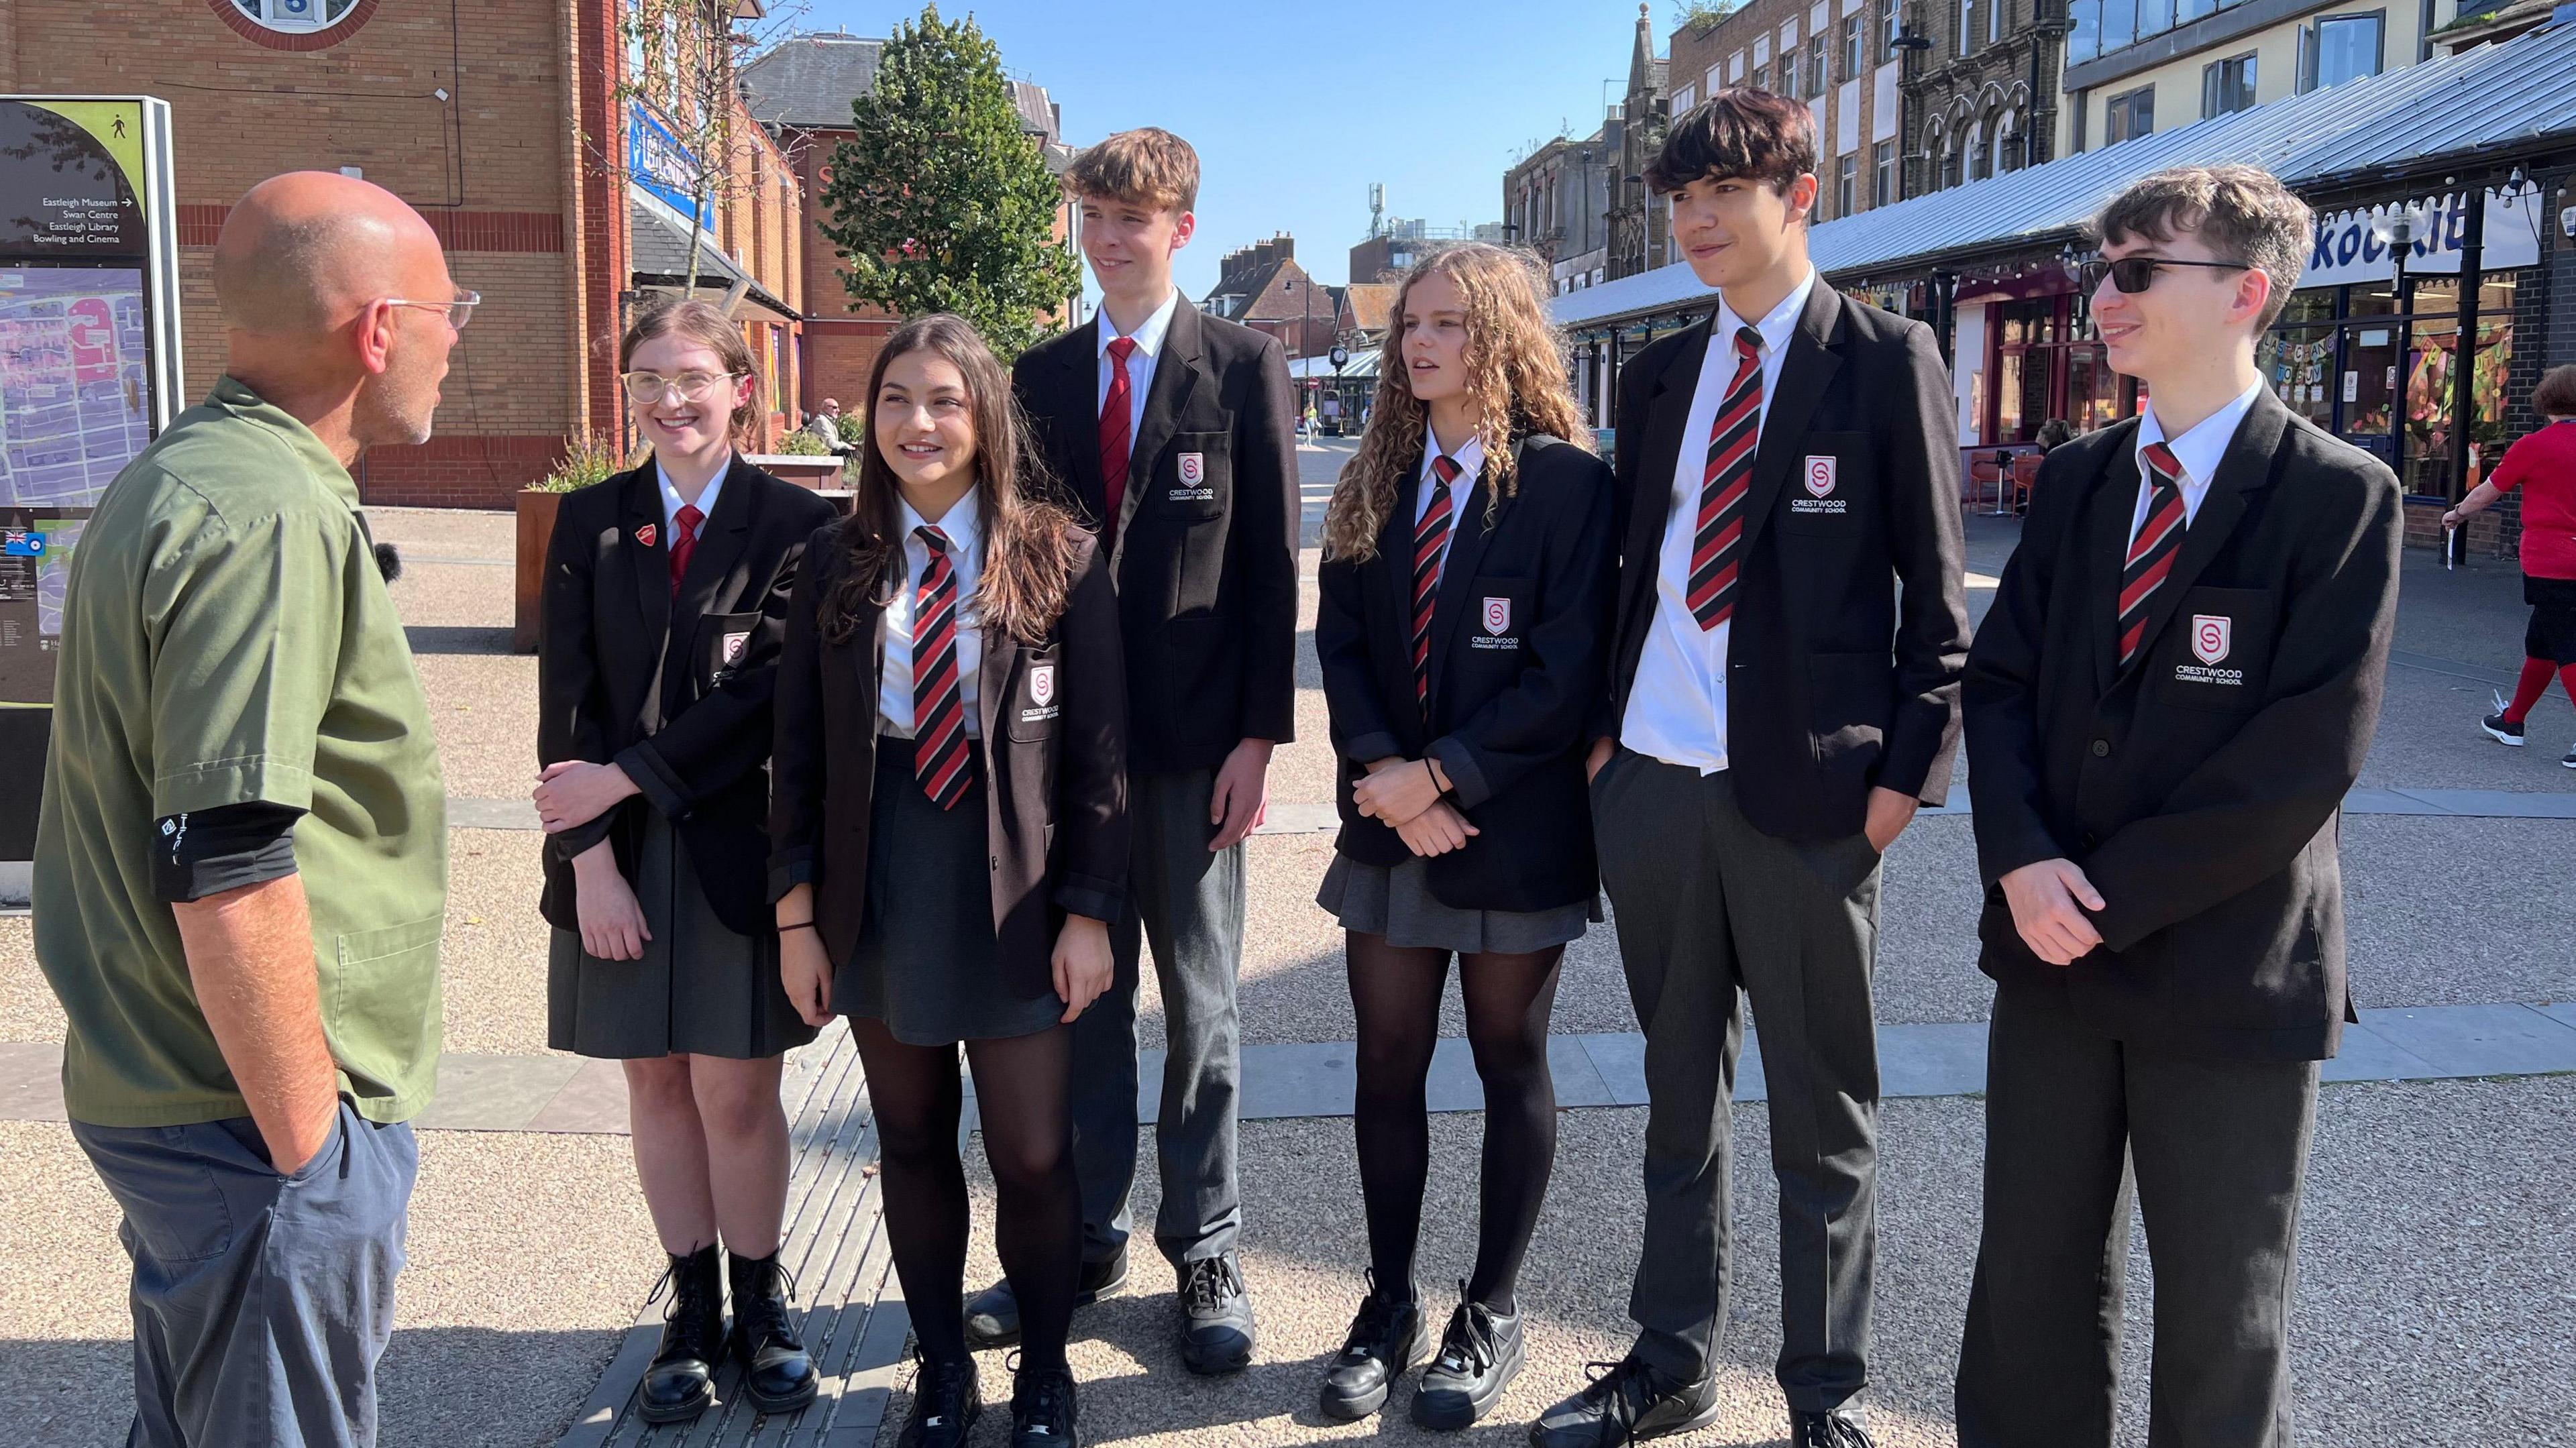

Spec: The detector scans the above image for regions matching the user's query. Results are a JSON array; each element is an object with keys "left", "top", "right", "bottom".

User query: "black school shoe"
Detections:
[
  {"left": 1010, "top": 1362, "right": 1080, "bottom": 1447},
  {"left": 2483, "top": 711, "right": 2527, "bottom": 745},
  {"left": 1527, "top": 1355, "right": 1721, "bottom": 1447},
  {"left": 898, "top": 1355, "right": 981, "bottom": 1448},
  {"left": 1177, "top": 1253, "right": 1257, "bottom": 1374},
  {"left": 963, "top": 1248, "right": 1129, "bottom": 1349},
  {"left": 1412, "top": 1288, "right": 1525, "bottom": 1430},
  {"left": 728, "top": 1249, "right": 818, "bottom": 1414},
  {"left": 638, "top": 1245, "right": 727, "bottom": 1423},
  {"left": 1792, "top": 1406, "right": 1878, "bottom": 1447},
  {"left": 1318, "top": 1273, "right": 1426, "bottom": 1422}
]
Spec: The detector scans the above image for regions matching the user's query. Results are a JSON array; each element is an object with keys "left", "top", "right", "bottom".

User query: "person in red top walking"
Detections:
[{"left": 2448, "top": 364, "right": 2576, "bottom": 765}]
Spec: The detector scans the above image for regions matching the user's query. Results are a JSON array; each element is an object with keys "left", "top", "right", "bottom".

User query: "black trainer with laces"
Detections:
[
  {"left": 1411, "top": 1286, "right": 1524, "bottom": 1430},
  {"left": 1790, "top": 1406, "right": 1877, "bottom": 1447},
  {"left": 1527, "top": 1355, "right": 1721, "bottom": 1447},
  {"left": 964, "top": 1248, "right": 1128, "bottom": 1349},
  {"left": 1318, "top": 1273, "right": 1425, "bottom": 1421},
  {"left": 2483, "top": 712, "right": 2527, "bottom": 746},
  {"left": 898, "top": 1355, "right": 979, "bottom": 1448},
  {"left": 1176, "top": 1254, "right": 1256, "bottom": 1375},
  {"left": 1010, "top": 1363, "right": 1080, "bottom": 1447}
]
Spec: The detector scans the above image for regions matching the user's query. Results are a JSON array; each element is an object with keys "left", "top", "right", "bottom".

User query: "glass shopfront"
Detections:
[
  {"left": 2257, "top": 274, "right": 2516, "bottom": 496},
  {"left": 1982, "top": 293, "right": 2131, "bottom": 445}
]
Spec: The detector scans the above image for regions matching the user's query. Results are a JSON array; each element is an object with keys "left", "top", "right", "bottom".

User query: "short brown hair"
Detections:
[
  {"left": 1646, "top": 89, "right": 1817, "bottom": 198},
  {"left": 2090, "top": 164, "right": 2313, "bottom": 330},
  {"left": 620, "top": 297, "right": 759, "bottom": 439},
  {"left": 1066, "top": 127, "right": 1199, "bottom": 213},
  {"left": 2532, "top": 364, "right": 2576, "bottom": 417}
]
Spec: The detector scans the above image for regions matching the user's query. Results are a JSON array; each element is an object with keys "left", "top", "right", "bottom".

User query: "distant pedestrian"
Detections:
[
  {"left": 804, "top": 395, "right": 854, "bottom": 455},
  {"left": 34, "top": 171, "right": 462, "bottom": 1448},
  {"left": 2449, "top": 364, "right": 2576, "bottom": 765},
  {"left": 533, "top": 298, "right": 835, "bottom": 1423},
  {"left": 1311, "top": 242, "right": 1615, "bottom": 1429}
]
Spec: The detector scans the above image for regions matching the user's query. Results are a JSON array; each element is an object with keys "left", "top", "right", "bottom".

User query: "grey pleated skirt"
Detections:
[
  {"left": 1318, "top": 851, "right": 1599, "bottom": 955},
  {"left": 547, "top": 813, "right": 818, "bottom": 1060},
  {"left": 833, "top": 737, "right": 1066, "bottom": 1047}
]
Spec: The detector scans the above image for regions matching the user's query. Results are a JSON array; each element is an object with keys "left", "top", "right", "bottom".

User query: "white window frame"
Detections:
[{"left": 235, "top": 0, "right": 360, "bottom": 30}]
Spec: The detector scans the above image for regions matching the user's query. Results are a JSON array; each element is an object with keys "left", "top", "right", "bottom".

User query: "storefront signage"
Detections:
[
  {"left": 2302, "top": 186, "right": 2542, "bottom": 289},
  {"left": 627, "top": 103, "right": 714, "bottom": 229}
]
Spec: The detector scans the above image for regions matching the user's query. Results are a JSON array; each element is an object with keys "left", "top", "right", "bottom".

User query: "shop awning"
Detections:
[
  {"left": 1553, "top": 19, "right": 2576, "bottom": 331},
  {"left": 1289, "top": 352, "right": 1379, "bottom": 380},
  {"left": 629, "top": 186, "right": 800, "bottom": 325}
]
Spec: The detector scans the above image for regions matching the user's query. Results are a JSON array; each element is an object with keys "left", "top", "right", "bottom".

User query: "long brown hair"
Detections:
[
  {"left": 620, "top": 297, "right": 761, "bottom": 441},
  {"left": 820, "top": 314, "right": 1079, "bottom": 647},
  {"left": 1323, "top": 243, "right": 1590, "bottom": 561}
]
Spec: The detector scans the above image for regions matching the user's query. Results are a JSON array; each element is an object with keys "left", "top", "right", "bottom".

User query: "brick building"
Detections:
[
  {"left": 741, "top": 30, "right": 1075, "bottom": 412},
  {"left": 1610, "top": 5, "right": 1672, "bottom": 278},
  {"left": 1668, "top": 0, "right": 1909, "bottom": 221},
  {"left": 1505, "top": 131, "right": 1617, "bottom": 294},
  {"left": 3, "top": 0, "right": 810, "bottom": 508},
  {"left": 1203, "top": 236, "right": 1336, "bottom": 359},
  {"left": 1902, "top": 0, "right": 2069, "bottom": 195}
]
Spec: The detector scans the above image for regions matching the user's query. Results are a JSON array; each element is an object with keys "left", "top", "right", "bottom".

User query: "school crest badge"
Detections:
[
  {"left": 636, "top": 522, "right": 657, "bottom": 548},
  {"left": 1178, "top": 452, "right": 1205, "bottom": 486},
  {"left": 2192, "top": 615, "right": 2232, "bottom": 665},
  {"left": 722, "top": 631, "right": 751, "bottom": 665},
  {"left": 1804, "top": 455, "right": 1837, "bottom": 498},
  {"left": 1483, "top": 597, "right": 1511, "bottom": 635},
  {"left": 1030, "top": 664, "right": 1056, "bottom": 706}
]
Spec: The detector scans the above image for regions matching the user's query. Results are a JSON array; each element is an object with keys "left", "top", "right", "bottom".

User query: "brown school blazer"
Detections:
[{"left": 767, "top": 517, "right": 1130, "bottom": 999}]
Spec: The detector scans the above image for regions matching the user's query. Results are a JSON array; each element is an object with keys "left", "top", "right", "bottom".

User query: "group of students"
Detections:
[{"left": 533, "top": 95, "right": 2402, "bottom": 1448}]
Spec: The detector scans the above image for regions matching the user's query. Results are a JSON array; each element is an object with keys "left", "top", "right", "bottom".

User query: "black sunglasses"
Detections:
[{"left": 2080, "top": 256, "right": 2254, "bottom": 295}]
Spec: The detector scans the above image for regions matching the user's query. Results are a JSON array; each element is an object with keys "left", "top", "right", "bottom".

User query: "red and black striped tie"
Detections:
[
  {"left": 1412, "top": 455, "right": 1460, "bottom": 710},
  {"left": 1687, "top": 326, "right": 1766, "bottom": 631},
  {"left": 2118, "top": 443, "right": 2190, "bottom": 668},
  {"left": 910, "top": 524, "right": 972, "bottom": 810}
]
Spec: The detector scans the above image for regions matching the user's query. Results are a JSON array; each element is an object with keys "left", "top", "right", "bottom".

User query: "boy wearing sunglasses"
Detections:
[{"left": 1955, "top": 165, "right": 2401, "bottom": 1447}]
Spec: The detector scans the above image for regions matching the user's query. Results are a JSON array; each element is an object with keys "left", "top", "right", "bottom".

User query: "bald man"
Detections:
[{"left": 35, "top": 172, "right": 464, "bottom": 1448}]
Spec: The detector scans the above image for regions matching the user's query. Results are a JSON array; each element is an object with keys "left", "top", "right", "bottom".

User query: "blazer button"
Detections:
[
  {"left": 2090, "top": 738, "right": 2112, "bottom": 758},
  {"left": 989, "top": 854, "right": 1000, "bottom": 872}
]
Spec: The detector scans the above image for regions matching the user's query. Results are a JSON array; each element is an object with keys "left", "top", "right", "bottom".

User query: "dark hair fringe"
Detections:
[{"left": 1646, "top": 87, "right": 1819, "bottom": 197}]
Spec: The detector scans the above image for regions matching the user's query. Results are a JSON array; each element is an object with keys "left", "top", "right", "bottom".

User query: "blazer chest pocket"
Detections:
[
  {"left": 1160, "top": 431, "right": 1232, "bottom": 519},
  {"left": 1006, "top": 647, "right": 1065, "bottom": 742},
  {"left": 696, "top": 610, "right": 763, "bottom": 688},
  {"left": 1778, "top": 431, "right": 1872, "bottom": 533},
  {"left": 1464, "top": 576, "right": 1534, "bottom": 659},
  {"left": 2149, "top": 586, "right": 2276, "bottom": 712}
]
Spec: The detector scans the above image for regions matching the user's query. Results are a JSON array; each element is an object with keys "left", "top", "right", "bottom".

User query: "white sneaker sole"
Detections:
[{"left": 2483, "top": 724, "right": 2526, "bottom": 746}]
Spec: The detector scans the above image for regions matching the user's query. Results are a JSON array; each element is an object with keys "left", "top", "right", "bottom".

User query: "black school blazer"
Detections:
[
  {"left": 1316, "top": 433, "right": 1616, "bottom": 912},
  {"left": 767, "top": 516, "right": 1129, "bottom": 999},
  {"left": 537, "top": 458, "right": 838, "bottom": 936},
  {"left": 1013, "top": 299, "right": 1300, "bottom": 774},
  {"left": 1963, "top": 390, "right": 2402, "bottom": 1062},
  {"left": 1604, "top": 282, "right": 1972, "bottom": 843}
]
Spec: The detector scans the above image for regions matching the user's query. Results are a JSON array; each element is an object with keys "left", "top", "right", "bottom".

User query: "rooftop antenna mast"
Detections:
[{"left": 1368, "top": 182, "right": 1385, "bottom": 239}]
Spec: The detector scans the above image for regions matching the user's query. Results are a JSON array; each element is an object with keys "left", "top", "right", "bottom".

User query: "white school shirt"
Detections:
[
  {"left": 1413, "top": 426, "right": 1489, "bottom": 592},
  {"left": 1620, "top": 268, "right": 1818, "bottom": 775},
  {"left": 654, "top": 454, "right": 728, "bottom": 533},
  {"left": 2129, "top": 379, "right": 2264, "bottom": 544},
  {"left": 876, "top": 490, "right": 985, "bottom": 740},
  {"left": 1096, "top": 288, "right": 1181, "bottom": 445}
]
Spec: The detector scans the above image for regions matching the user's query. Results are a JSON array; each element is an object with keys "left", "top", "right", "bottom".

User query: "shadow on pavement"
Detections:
[{"left": 405, "top": 624, "right": 517, "bottom": 656}]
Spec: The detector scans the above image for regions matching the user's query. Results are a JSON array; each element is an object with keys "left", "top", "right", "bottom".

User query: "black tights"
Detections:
[
  {"left": 849, "top": 1016, "right": 1081, "bottom": 1370},
  {"left": 1345, "top": 931, "right": 1564, "bottom": 1315}
]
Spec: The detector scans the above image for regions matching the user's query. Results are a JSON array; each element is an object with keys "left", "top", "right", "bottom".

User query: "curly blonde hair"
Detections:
[{"left": 1322, "top": 243, "right": 1590, "bottom": 561}]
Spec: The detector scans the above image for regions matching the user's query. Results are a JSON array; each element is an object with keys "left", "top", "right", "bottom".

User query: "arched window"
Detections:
[
  {"left": 1968, "top": 120, "right": 1988, "bottom": 182},
  {"left": 1994, "top": 108, "right": 2018, "bottom": 173},
  {"left": 230, "top": 0, "right": 359, "bottom": 31}
]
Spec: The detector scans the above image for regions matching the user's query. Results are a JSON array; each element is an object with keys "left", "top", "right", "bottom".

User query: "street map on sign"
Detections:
[{"left": 0, "top": 268, "right": 153, "bottom": 509}]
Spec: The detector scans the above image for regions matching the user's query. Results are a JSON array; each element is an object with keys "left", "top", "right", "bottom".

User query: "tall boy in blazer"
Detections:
[
  {"left": 1533, "top": 90, "right": 1969, "bottom": 1448},
  {"left": 1955, "top": 166, "right": 2400, "bottom": 1448},
  {"left": 982, "top": 127, "right": 1299, "bottom": 1371}
]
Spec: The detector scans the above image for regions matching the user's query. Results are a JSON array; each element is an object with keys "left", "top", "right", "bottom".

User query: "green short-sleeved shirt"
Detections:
[{"left": 34, "top": 376, "right": 448, "bottom": 1127}]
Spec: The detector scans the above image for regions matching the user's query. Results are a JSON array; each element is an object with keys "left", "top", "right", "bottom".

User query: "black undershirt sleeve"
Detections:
[{"left": 151, "top": 801, "right": 305, "bottom": 904}]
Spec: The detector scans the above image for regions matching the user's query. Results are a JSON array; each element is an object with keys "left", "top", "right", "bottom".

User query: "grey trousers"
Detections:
[
  {"left": 71, "top": 1098, "right": 417, "bottom": 1448},
  {"left": 1955, "top": 979, "right": 2318, "bottom": 1448},
  {"left": 1592, "top": 750, "right": 1882, "bottom": 1411},
  {"left": 1069, "top": 765, "right": 1246, "bottom": 1266}
]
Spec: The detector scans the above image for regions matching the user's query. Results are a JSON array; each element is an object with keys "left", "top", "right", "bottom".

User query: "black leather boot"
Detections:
[
  {"left": 639, "top": 1244, "right": 726, "bottom": 1423},
  {"left": 729, "top": 1248, "right": 818, "bottom": 1414}
]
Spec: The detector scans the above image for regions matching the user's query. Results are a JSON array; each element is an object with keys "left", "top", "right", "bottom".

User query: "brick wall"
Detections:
[{"left": 780, "top": 123, "right": 900, "bottom": 413}]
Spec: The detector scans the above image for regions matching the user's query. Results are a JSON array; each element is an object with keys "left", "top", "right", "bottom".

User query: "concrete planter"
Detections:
[{"left": 513, "top": 488, "right": 565, "bottom": 654}]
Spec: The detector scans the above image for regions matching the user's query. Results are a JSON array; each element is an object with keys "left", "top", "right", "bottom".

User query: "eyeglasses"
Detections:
[
  {"left": 621, "top": 370, "right": 745, "bottom": 405},
  {"left": 381, "top": 290, "right": 482, "bottom": 328},
  {"left": 2080, "top": 256, "right": 2253, "bottom": 296}
]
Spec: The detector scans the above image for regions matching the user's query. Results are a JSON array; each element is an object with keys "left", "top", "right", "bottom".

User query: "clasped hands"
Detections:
[
  {"left": 1354, "top": 755, "right": 1479, "bottom": 856},
  {"left": 537, "top": 761, "right": 649, "bottom": 961}
]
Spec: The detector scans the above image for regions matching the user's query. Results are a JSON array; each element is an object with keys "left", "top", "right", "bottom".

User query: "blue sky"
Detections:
[{"left": 789, "top": 0, "right": 1657, "bottom": 304}]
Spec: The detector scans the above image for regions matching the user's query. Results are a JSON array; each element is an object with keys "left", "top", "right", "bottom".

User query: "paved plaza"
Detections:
[{"left": 5, "top": 439, "right": 2574, "bottom": 1445}]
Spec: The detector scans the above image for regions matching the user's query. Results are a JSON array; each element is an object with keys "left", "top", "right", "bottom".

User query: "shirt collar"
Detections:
[
  {"left": 899, "top": 486, "right": 984, "bottom": 551},
  {"left": 1419, "top": 423, "right": 1487, "bottom": 484},
  {"left": 206, "top": 374, "right": 362, "bottom": 513},
  {"left": 654, "top": 454, "right": 729, "bottom": 518},
  {"left": 1099, "top": 288, "right": 1181, "bottom": 361},
  {"left": 1713, "top": 267, "right": 1817, "bottom": 360},
  {"left": 2136, "top": 379, "right": 2265, "bottom": 487}
]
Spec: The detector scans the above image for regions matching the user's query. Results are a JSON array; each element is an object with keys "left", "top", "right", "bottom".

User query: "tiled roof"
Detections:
[{"left": 740, "top": 33, "right": 881, "bottom": 129}]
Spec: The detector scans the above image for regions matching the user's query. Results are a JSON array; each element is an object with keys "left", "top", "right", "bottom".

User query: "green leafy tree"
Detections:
[{"left": 817, "top": 5, "right": 1079, "bottom": 360}]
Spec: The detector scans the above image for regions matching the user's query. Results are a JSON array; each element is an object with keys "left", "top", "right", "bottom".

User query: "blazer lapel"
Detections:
[
  {"left": 1742, "top": 282, "right": 1845, "bottom": 552},
  {"left": 674, "top": 456, "right": 761, "bottom": 619},
  {"left": 2118, "top": 392, "right": 2290, "bottom": 679},
  {"left": 1114, "top": 300, "right": 1205, "bottom": 574},
  {"left": 975, "top": 618, "right": 1012, "bottom": 771},
  {"left": 616, "top": 468, "right": 674, "bottom": 721},
  {"left": 1428, "top": 458, "right": 1504, "bottom": 708},
  {"left": 1625, "top": 319, "right": 1708, "bottom": 575},
  {"left": 1057, "top": 319, "right": 1106, "bottom": 514}
]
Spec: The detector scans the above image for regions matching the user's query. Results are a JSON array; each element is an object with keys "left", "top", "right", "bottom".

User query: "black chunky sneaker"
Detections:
[
  {"left": 898, "top": 1353, "right": 980, "bottom": 1448},
  {"left": 728, "top": 1248, "right": 818, "bottom": 1414},
  {"left": 1527, "top": 1354, "right": 1721, "bottom": 1447},
  {"left": 1792, "top": 1406, "right": 1878, "bottom": 1447},
  {"left": 1318, "top": 1272, "right": 1425, "bottom": 1422},
  {"left": 964, "top": 1248, "right": 1128, "bottom": 1349},
  {"left": 638, "top": 1244, "right": 727, "bottom": 1423},
  {"left": 1412, "top": 1286, "right": 1524, "bottom": 1430},
  {"left": 2483, "top": 711, "right": 2527, "bottom": 746},
  {"left": 1009, "top": 1361, "right": 1080, "bottom": 1447},
  {"left": 1176, "top": 1254, "right": 1256, "bottom": 1375}
]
